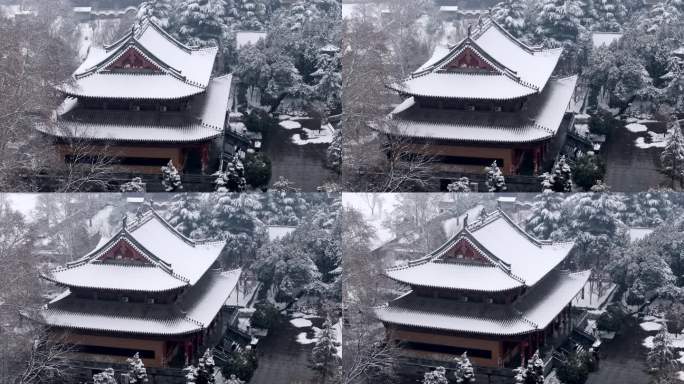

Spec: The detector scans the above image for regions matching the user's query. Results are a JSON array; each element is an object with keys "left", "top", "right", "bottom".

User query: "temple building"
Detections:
[
  {"left": 37, "top": 20, "right": 233, "bottom": 174},
  {"left": 379, "top": 18, "right": 578, "bottom": 180},
  {"left": 374, "top": 209, "right": 591, "bottom": 377},
  {"left": 35, "top": 209, "right": 241, "bottom": 378}
]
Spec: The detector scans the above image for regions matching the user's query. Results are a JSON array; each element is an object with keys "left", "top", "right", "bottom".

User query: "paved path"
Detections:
[
  {"left": 249, "top": 318, "right": 321, "bottom": 384},
  {"left": 586, "top": 319, "right": 651, "bottom": 384},
  {"left": 263, "top": 123, "right": 335, "bottom": 192},
  {"left": 603, "top": 121, "right": 667, "bottom": 192}
]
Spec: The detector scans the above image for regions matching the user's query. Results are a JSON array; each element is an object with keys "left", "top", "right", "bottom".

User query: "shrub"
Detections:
[
  {"left": 244, "top": 152, "right": 272, "bottom": 189},
  {"left": 250, "top": 302, "right": 281, "bottom": 330}
]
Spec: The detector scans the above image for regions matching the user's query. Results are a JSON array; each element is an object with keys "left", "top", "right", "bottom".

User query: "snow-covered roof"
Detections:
[
  {"left": 403, "top": 18, "right": 562, "bottom": 100},
  {"left": 62, "top": 20, "right": 218, "bottom": 100},
  {"left": 380, "top": 76, "right": 578, "bottom": 143},
  {"left": 591, "top": 32, "right": 622, "bottom": 48},
  {"left": 385, "top": 210, "right": 574, "bottom": 292},
  {"left": 40, "top": 75, "right": 232, "bottom": 143},
  {"left": 42, "top": 210, "right": 225, "bottom": 292},
  {"left": 39, "top": 269, "right": 240, "bottom": 336},
  {"left": 375, "top": 270, "right": 590, "bottom": 335},
  {"left": 37, "top": 120, "right": 222, "bottom": 144}
]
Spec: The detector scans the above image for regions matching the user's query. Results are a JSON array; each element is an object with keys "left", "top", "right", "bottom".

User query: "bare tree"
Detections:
[{"left": 0, "top": 2, "right": 78, "bottom": 191}]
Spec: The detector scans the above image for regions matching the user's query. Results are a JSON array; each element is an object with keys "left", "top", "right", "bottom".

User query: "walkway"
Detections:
[
  {"left": 248, "top": 318, "right": 322, "bottom": 384},
  {"left": 603, "top": 120, "right": 667, "bottom": 192},
  {"left": 585, "top": 319, "right": 651, "bottom": 384}
]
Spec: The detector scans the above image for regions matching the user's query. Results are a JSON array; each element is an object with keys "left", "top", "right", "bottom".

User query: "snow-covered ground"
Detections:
[
  {"left": 279, "top": 120, "right": 302, "bottom": 130},
  {"left": 635, "top": 131, "right": 667, "bottom": 149},
  {"left": 626, "top": 123, "right": 648, "bottom": 133},
  {"left": 643, "top": 332, "right": 684, "bottom": 349},
  {"left": 291, "top": 124, "right": 334, "bottom": 145},
  {"left": 639, "top": 321, "right": 664, "bottom": 332},
  {"left": 290, "top": 318, "right": 313, "bottom": 328}
]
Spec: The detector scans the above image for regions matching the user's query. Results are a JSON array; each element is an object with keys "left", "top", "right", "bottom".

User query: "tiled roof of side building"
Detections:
[
  {"left": 375, "top": 270, "right": 591, "bottom": 335},
  {"left": 378, "top": 75, "right": 578, "bottom": 143},
  {"left": 383, "top": 210, "right": 574, "bottom": 291},
  {"left": 38, "top": 269, "right": 241, "bottom": 336},
  {"left": 41, "top": 210, "right": 225, "bottom": 292},
  {"left": 63, "top": 20, "right": 218, "bottom": 100}
]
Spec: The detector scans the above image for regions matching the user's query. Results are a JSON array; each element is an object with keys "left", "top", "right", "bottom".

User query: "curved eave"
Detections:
[
  {"left": 36, "top": 122, "right": 223, "bottom": 144},
  {"left": 57, "top": 87, "right": 205, "bottom": 101},
  {"left": 371, "top": 123, "right": 554, "bottom": 144},
  {"left": 387, "top": 84, "right": 537, "bottom": 102},
  {"left": 374, "top": 307, "right": 535, "bottom": 337},
  {"left": 384, "top": 274, "right": 524, "bottom": 293},
  {"left": 40, "top": 273, "right": 188, "bottom": 293},
  {"left": 40, "top": 319, "right": 202, "bottom": 336}
]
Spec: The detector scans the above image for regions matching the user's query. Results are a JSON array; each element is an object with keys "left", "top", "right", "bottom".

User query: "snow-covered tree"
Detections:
[
  {"left": 485, "top": 161, "right": 507, "bottom": 192},
  {"left": 639, "top": 1, "right": 681, "bottom": 33},
  {"left": 311, "top": 317, "right": 341, "bottom": 383},
  {"left": 525, "top": 192, "right": 566, "bottom": 239},
  {"left": 214, "top": 159, "right": 247, "bottom": 192},
  {"left": 573, "top": 152, "right": 605, "bottom": 191},
  {"left": 227, "top": 0, "right": 273, "bottom": 30},
  {"left": 454, "top": 352, "right": 475, "bottom": 383},
  {"left": 660, "top": 119, "right": 684, "bottom": 189},
  {"left": 594, "top": 0, "right": 627, "bottom": 32},
  {"left": 423, "top": 366, "right": 449, "bottom": 384},
  {"left": 120, "top": 177, "right": 146, "bottom": 193},
  {"left": 161, "top": 160, "right": 183, "bottom": 192},
  {"left": 491, "top": 0, "right": 527, "bottom": 37},
  {"left": 164, "top": 194, "right": 208, "bottom": 238},
  {"left": 93, "top": 368, "right": 117, "bottom": 384},
  {"left": 197, "top": 349, "right": 216, "bottom": 384},
  {"left": 184, "top": 364, "right": 198, "bottom": 384},
  {"left": 207, "top": 193, "right": 266, "bottom": 265},
  {"left": 174, "top": 0, "right": 227, "bottom": 47},
  {"left": 513, "top": 362, "right": 527, "bottom": 384},
  {"left": 137, "top": 0, "right": 173, "bottom": 28},
  {"left": 126, "top": 352, "right": 148, "bottom": 383},
  {"left": 662, "top": 51, "right": 684, "bottom": 112},
  {"left": 536, "top": 0, "right": 585, "bottom": 43},
  {"left": 647, "top": 326, "right": 677, "bottom": 382},
  {"left": 540, "top": 155, "right": 572, "bottom": 192},
  {"left": 271, "top": 176, "right": 299, "bottom": 192},
  {"left": 312, "top": 48, "right": 342, "bottom": 114},
  {"left": 557, "top": 193, "right": 628, "bottom": 269},
  {"left": 447, "top": 177, "right": 472, "bottom": 192},
  {"left": 590, "top": 180, "right": 610, "bottom": 192},
  {"left": 526, "top": 351, "right": 545, "bottom": 384},
  {"left": 326, "top": 129, "right": 342, "bottom": 173}
]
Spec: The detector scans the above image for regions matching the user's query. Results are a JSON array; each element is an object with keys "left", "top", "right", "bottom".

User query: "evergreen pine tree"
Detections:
[
  {"left": 454, "top": 352, "right": 475, "bottom": 383},
  {"left": 525, "top": 191, "right": 565, "bottom": 239},
  {"left": 485, "top": 161, "right": 507, "bottom": 192},
  {"left": 312, "top": 49, "right": 342, "bottom": 114},
  {"left": 491, "top": 0, "right": 527, "bottom": 37},
  {"left": 184, "top": 365, "right": 198, "bottom": 384},
  {"left": 161, "top": 160, "right": 183, "bottom": 192},
  {"left": 423, "top": 366, "right": 449, "bottom": 384},
  {"left": 311, "top": 317, "right": 341, "bottom": 383},
  {"left": 526, "top": 350, "right": 545, "bottom": 384},
  {"left": 536, "top": 0, "right": 585, "bottom": 43},
  {"left": 174, "top": 0, "right": 228, "bottom": 47},
  {"left": 647, "top": 326, "right": 677, "bottom": 382},
  {"left": 541, "top": 155, "right": 573, "bottom": 192},
  {"left": 164, "top": 193, "right": 208, "bottom": 238},
  {"left": 137, "top": 0, "right": 173, "bottom": 28},
  {"left": 513, "top": 362, "right": 527, "bottom": 384},
  {"left": 93, "top": 368, "right": 118, "bottom": 384},
  {"left": 326, "top": 129, "right": 342, "bottom": 174},
  {"left": 214, "top": 159, "right": 247, "bottom": 192},
  {"left": 660, "top": 119, "right": 684, "bottom": 189},
  {"left": 197, "top": 349, "right": 216, "bottom": 384},
  {"left": 594, "top": 0, "right": 627, "bottom": 32},
  {"left": 126, "top": 352, "right": 149, "bottom": 383}
]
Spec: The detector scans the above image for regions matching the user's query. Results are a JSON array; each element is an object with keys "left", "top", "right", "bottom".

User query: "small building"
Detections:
[
  {"left": 374, "top": 209, "right": 591, "bottom": 375},
  {"left": 37, "top": 20, "right": 233, "bottom": 175},
  {"left": 378, "top": 18, "right": 578, "bottom": 180},
  {"left": 35, "top": 209, "right": 242, "bottom": 377}
]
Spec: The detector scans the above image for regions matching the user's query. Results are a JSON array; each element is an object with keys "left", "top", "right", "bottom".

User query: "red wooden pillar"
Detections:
[{"left": 201, "top": 144, "right": 209, "bottom": 174}]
